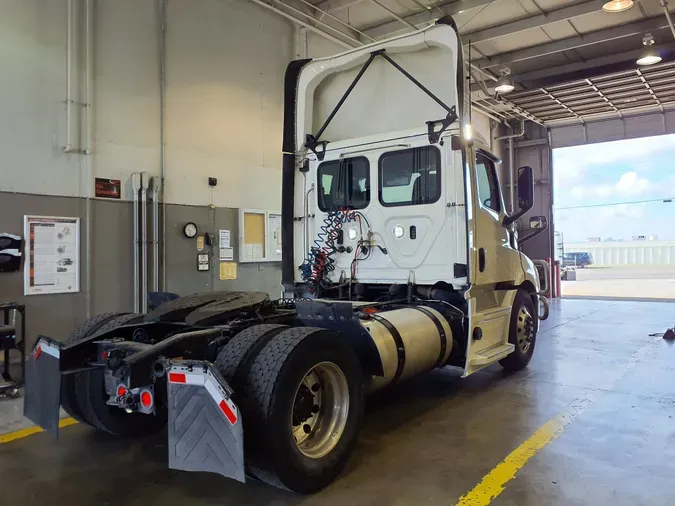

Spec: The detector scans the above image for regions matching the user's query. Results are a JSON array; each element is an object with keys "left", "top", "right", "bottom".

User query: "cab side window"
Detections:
[{"left": 475, "top": 152, "right": 501, "bottom": 213}]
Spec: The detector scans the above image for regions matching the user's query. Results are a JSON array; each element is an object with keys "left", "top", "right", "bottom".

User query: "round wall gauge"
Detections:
[{"left": 183, "top": 222, "right": 198, "bottom": 239}]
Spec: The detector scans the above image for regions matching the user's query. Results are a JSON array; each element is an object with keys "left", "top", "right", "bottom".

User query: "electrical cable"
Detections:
[{"left": 557, "top": 197, "right": 675, "bottom": 210}]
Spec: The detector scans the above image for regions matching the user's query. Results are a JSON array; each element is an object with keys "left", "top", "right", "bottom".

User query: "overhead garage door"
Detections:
[{"left": 551, "top": 109, "right": 675, "bottom": 148}]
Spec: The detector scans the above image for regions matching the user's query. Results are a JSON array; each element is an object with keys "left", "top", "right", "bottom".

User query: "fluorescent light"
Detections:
[{"left": 602, "top": 0, "right": 634, "bottom": 12}]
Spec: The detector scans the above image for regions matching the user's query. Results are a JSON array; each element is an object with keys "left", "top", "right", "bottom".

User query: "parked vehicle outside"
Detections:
[{"left": 563, "top": 252, "right": 593, "bottom": 268}]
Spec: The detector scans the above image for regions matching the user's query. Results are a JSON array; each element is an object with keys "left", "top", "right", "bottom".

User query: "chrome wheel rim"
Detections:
[
  {"left": 516, "top": 306, "right": 535, "bottom": 353},
  {"left": 291, "top": 361, "right": 349, "bottom": 459}
]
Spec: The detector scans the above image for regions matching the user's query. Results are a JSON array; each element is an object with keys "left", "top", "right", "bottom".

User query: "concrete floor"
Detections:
[
  {"left": 562, "top": 266, "right": 675, "bottom": 300},
  {"left": 1, "top": 299, "right": 675, "bottom": 505}
]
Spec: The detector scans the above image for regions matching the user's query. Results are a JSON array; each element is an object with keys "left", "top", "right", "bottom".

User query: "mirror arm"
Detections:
[
  {"left": 502, "top": 208, "right": 528, "bottom": 227},
  {"left": 518, "top": 226, "right": 547, "bottom": 245}
]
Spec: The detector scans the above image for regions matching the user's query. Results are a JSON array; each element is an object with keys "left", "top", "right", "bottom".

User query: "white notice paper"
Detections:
[
  {"left": 268, "top": 213, "right": 282, "bottom": 258},
  {"left": 220, "top": 247, "right": 234, "bottom": 261},
  {"left": 24, "top": 215, "right": 80, "bottom": 295},
  {"left": 219, "top": 229, "right": 231, "bottom": 248}
]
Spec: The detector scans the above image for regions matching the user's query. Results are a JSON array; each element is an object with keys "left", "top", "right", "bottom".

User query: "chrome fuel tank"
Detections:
[{"left": 360, "top": 306, "right": 453, "bottom": 391}]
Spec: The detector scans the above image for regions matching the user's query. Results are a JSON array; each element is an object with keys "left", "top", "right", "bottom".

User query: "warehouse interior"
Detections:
[{"left": 1, "top": 0, "right": 675, "bottom": 504}]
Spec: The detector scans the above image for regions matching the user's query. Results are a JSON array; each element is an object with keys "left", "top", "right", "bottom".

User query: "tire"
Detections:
[
  {"left": 75, "top": 313, "right": 167, "bottom": 437},
  {"left": 499, "top": 289, "right": 537, "bottom": 372},
  {"left": 61, "top": 312, "right": 131, "bottom": 425},
  {"left": 239, "top": 327, "right": 364, "bottom": 493},
  {"left": 214, "top": 324, "right": 289, "bottom": 394}
]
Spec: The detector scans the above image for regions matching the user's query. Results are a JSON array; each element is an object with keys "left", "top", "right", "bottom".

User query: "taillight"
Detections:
[
  {"left": 140, "top": 390, "right": 153, "bottom": 409},
  {"left": 117, "top": 385, "right": 128, "bottom": 397}
]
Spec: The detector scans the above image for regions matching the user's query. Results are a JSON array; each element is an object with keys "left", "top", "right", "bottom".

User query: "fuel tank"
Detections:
[{"left": 360, "top": 306, "right": 453, "bottom": 391}]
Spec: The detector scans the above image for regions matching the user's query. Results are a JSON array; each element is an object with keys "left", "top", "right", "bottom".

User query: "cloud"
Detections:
[
  {"left": 566, "top": 171, "right": 651, "bottom": 200},
  {"left": 615, "top": 171, "right": 650, "bottom": 196}
]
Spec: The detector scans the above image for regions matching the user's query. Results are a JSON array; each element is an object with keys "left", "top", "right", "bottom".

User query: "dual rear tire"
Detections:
[{"left": 215, "top": 325, "right": 364, "bottom": 493}]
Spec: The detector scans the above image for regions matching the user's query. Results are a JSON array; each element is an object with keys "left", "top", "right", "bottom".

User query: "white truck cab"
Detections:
[{"left": 283, "top": 18, "right": 547, "bottom": 378}]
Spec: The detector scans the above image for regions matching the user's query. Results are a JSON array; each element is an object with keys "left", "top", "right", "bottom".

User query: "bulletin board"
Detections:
[{"left": 238, "top": 209, "right": 282, "bottom": 263}]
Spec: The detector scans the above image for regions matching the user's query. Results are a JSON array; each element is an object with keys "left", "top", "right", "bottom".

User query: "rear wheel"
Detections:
[
  {"left": 500, "top": 289, "right": 537, "bottom": 372},
  {"left": 239, "top": 327, "right": 364, "bottom": 493}
]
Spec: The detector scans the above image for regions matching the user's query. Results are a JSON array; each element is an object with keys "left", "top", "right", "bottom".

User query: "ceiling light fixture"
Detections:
[
  {"left": 495, "top": 67, "right": 515, "bottom": 94},
  {"left": 602, "top": 0, "right": 634, "bottom": 12},
  {"left": 636, "top": 33, "right": 662, "bottom": 66}
]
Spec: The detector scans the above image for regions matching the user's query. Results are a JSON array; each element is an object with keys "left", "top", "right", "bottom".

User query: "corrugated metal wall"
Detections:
[
  {"left": 551, "top": 110, "right": 675, "bottom": 148},
  {"left": 566, "top": 241, "right": 675, "bottom": 266}
]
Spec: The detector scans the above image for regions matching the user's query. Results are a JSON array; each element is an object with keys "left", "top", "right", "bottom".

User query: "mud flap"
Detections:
[
  {"left": 23, "top": 337, "right": 62, "bottom": 436},
  {"left": 167, "top": 361, "right": 245, "bottom": 483}
]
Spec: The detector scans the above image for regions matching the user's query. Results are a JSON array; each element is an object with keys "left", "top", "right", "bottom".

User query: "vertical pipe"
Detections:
[
  {"left": 84, "top": 0, "right": 93, "bottom": 318},
  {"left": 509, "top": 137, "right": 515, "bottom": 214},
  {"left": 151, "top": 177, "right": 160, "bottom": 292},
  {"left": 132, "top": 173, "right": 141, "bottom": 312},
  {"left": 141, "top": 174, "right": 148, "bottom": 313},
  {"left": 660, "top": 0, "right": 675, "bottom": 39},
  {"left": 64, "top": 0, "right": 74, "bottom": 153},
  {"left": 158, "top": 0, "right": 167, "bottom": 291}
]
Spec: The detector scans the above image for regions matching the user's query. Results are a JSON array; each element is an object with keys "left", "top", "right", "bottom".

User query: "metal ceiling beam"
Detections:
[
  {"left": 515, "top": 42, "right": 675, "bottom": 86},
  {"left": 313, "top": 0, "right": 364, "bottom": 12},
  {"left": 473, "top": 16, "right": 672, "bottom": 70},
  {"left": 363, "top": 0, "right": 494, "bottom": 39},
  {"left": 462, "top": 0, "right": 607, "bottom": 45}
]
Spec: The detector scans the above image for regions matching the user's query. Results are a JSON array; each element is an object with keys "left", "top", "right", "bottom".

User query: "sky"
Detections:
[{"left": 553, "top": 133, "right": 675, "bottom": 243}]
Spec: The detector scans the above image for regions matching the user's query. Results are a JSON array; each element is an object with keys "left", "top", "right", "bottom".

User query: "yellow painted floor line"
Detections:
[
  {"left": 0, "top": 418, "right": 77, "bottom": 445},
  {"left": 456, "top": 334, "right": 662, "bottom": 506},
  {"left": 455, "top": 398, "right": 592, "bottom": 506}
]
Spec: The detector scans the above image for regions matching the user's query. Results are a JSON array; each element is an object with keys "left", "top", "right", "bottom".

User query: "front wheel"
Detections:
[
  {"left": 500, "top": 289, "right": 537, "bottom": 372},
  {"left": 240, "top": 327, "right": 364, "bottom": 493}
]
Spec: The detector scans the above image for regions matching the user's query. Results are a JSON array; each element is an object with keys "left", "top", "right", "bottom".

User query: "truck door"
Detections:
[{"left": 464, "top": 149, "right": 515, "bottom": 375}]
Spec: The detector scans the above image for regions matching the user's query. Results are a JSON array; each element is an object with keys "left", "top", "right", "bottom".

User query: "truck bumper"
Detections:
[{"left": 24, "top": 339, "right": 246, "bottom": 485}]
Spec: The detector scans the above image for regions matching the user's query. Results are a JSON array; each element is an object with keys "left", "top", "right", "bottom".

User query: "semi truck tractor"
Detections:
[{"left": 25, "top": 16, "right": 549, "bottom": 493}]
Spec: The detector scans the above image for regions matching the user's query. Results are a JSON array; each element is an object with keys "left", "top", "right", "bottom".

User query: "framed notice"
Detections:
[
  {"left": 238, "top": 209, "right": 281, "bottom": 263},
  {"left": 24, "top": 215, "right": 80, "bottom": 295}
]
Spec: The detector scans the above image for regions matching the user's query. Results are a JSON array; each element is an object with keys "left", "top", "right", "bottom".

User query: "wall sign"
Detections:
[
  {"left": 95, "top": 178, "right": 121, "bottom": 199},
  {"left": 197, "top": 253, "right": 210, "bottom": 271},
  {"left": 24, "top": 216, "right": 80, "bottom": 295}
]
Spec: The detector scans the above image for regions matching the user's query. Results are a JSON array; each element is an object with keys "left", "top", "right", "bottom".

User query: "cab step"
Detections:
[{"left": 469, "top": 343, "right": 515, "bottom": 366}]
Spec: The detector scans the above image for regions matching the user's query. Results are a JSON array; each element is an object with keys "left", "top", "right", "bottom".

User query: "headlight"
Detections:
[
  {"left": 347, "top": 228, "right": 358, "bottom": 241},
  {"left": 393, "top": 225, "right": 405, "bottom": 239}
]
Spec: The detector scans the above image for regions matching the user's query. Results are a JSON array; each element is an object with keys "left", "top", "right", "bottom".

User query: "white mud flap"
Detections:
[
  {"left": 167, "top": 361, "right": 245, "bottom": 483},
  {"left": 23, "top": 337, "right": 63, "bottom": 436}
]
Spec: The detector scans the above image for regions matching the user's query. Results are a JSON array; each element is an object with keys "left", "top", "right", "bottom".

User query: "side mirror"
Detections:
[
  {"left": 529, "top": 216, "right": 547, "bottom": 229},
  {"left": 503, "top": 166, "right": 535, "bottom": 227}
]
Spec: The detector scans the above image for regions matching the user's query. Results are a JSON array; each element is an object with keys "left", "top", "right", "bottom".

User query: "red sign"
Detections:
[{"left": 95, "top": 178, "right": 121, "bottom": 199}]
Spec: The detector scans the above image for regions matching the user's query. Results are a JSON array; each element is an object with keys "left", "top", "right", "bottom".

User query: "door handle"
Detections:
[{"left": 479, "top": 248, "right": 486, "bottom": 272}]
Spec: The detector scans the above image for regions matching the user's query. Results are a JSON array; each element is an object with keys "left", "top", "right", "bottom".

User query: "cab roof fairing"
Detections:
[{"left": 293, "top": 24, "right": 463, "bottom": 154}]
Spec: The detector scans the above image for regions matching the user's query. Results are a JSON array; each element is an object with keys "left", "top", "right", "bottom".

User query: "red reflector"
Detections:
[
  {"left": 117, "top": 385, "right": 128, "bottom": 397},
  {"left": 168, "top": 372, "right": 186, "bottom": 383},
  {"left": 33, "top": 346, "right": 42, "bottom": 360},
  {"left": 140, "top": 391, "right": 153, "bottom": 408},
  {"left": 363, "top": 307, "right": 379, "bottom": 314},
  {"left": 219, "top": 399, "right": 237, "bottom": 425},
  {"left": 102, "top": 351, "right": 108, "bottom": 360}
]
